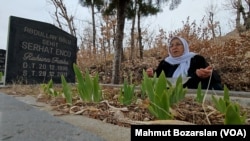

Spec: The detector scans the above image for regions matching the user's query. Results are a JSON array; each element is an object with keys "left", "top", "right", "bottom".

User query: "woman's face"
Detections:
[{"left": 169, "top": 38, "right": 184, "bottom": 57}]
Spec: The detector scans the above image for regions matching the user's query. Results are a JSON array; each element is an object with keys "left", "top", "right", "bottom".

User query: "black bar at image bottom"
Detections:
[{"left": 131, "top": 125, "right": 250, "bottom": 140}]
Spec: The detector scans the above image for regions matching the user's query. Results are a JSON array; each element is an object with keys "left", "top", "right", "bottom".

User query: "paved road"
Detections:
[{"left": 0, "top": 93, "right": 105, "bottom": 141}]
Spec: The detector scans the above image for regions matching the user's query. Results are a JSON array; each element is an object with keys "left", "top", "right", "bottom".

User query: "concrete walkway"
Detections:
[
  {"left": 0, "top": 93, "right": 106, "bottom": 141},
  {"left": 0, "top": 93, "right": 131, "bottom": 141}
]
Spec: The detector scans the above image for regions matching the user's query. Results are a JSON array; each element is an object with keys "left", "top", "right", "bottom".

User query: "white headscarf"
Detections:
[{"left": 164, "top": 36, "right": 196, "bottom": 78}]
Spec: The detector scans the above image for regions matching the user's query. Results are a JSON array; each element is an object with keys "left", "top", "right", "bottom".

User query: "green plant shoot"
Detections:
[
  {"left": 119, "top": 79, "right": 135, "bottom": 105},
  {"left": 195, "top": 82, "right": 205, "bottom": 103},
  {"left": 224, "top": 103, "right": 246, "bottom": 125},
  {"left": 73, "top": 63, "right": 102, "bottom": 102},
  {"left": 41, "top": 79, "right": 59, "bottom": 97},
  {"left": 61, "top": 75, "right": 72, "bottom": 105}
]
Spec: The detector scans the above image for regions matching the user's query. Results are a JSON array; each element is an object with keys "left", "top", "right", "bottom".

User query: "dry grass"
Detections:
[{"left": 78, "top": 30, "right": 250, "bottom": 91}]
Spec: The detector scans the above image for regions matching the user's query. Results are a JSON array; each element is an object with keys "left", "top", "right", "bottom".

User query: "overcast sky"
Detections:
[{"left": 0, "top": 0, "right": 234, "bottom": 50}]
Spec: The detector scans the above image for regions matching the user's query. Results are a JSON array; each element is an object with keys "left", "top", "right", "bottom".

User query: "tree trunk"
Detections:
[
  {"left": 130, "top": 10, "right": 136, "bottom": 61},
  {"left": 246, "top": 17, "right": 250, "bottom": 30},
  {"left": 236, "top": 0, "right": 242, "bottom": 32},
  {"left": 245, "top": 0, "right": 250, "bottom": 30},
  {"left": 129, "top": 0, "right": 137, "bottom": 61},
  {"left": 91, "top": 3, "right": 97, "bottom": 55},
  {"left": 137, "top": 9, "right": 143, "bottom": 59},
  {"left": 209, "top": 12, "right": 216, "bottom": 39},
  {"left": 111, "top": 0, "right": 129, "bottom": 84}
]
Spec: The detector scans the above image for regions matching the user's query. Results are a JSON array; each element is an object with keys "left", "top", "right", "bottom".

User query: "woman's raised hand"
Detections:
[
  {"left": 196, "top": 66, "right": 213, "bottom": 79},
  {"left": 146, "top": 68, "right": 154, "bottom": 77}
]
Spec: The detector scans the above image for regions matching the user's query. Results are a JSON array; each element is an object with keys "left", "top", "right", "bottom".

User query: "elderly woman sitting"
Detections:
[{"left": 146, "top": 36, "right": 223, "bottom": 90}]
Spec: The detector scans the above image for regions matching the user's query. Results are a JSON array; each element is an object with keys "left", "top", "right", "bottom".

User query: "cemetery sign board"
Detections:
[{"left": 6, "top": 16, "right": 77, "bottom": 84}]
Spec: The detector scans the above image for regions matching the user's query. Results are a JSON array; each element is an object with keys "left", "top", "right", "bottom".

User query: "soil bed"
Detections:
[{"left": 1, "top": 84, "right": 250, "bottom": 126}]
